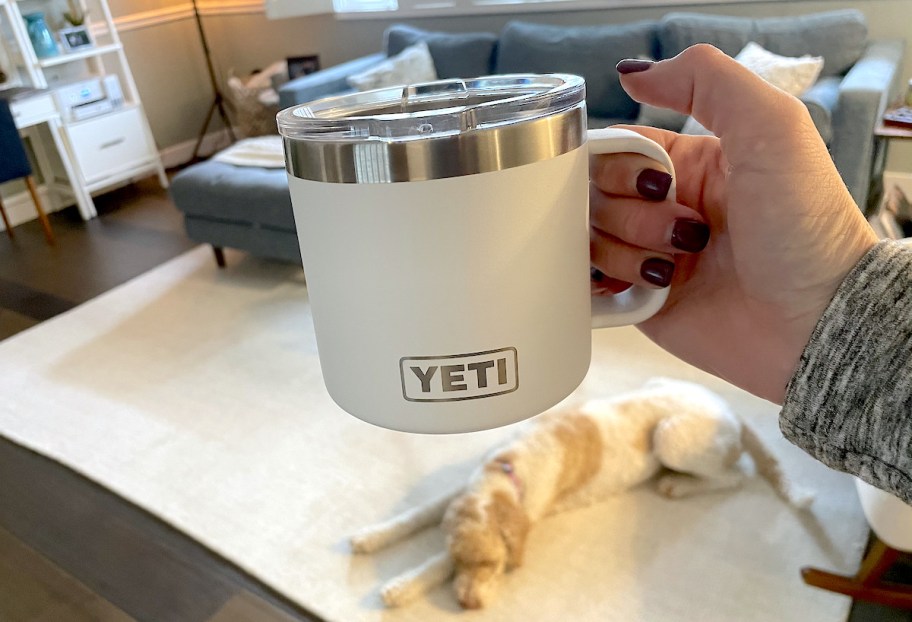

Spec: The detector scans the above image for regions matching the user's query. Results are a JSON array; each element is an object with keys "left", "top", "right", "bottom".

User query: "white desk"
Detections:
[{"left": 10, "top": 91, "right": 97, "bottom": 219}]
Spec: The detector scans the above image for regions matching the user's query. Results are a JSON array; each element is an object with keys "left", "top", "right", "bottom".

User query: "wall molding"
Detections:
[
  {"left": 111, "top": 0, "right": 265, "bottom": 33},
  {"left": 158, "top": 128, "right": 234, "bottom": 169},
  {"left": 884, "top": 171, "right": 912, "bottom": 189}
]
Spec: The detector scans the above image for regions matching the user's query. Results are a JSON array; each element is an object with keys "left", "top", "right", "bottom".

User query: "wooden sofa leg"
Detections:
[{"left": 212, "top": 246, "right": 226, "bottom": 268}]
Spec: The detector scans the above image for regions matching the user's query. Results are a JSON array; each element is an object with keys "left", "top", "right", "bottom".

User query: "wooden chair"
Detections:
[
  {"left": 0, "top": 99, "right": 55, "bottom": 245},
  {"left": 801, "top": 479, "right": 912, "bottom": 609}
]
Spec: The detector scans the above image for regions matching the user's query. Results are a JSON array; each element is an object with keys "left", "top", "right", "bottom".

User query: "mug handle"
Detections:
[{"left": 588, "top": 127, "right": 677, "bottom": 329}]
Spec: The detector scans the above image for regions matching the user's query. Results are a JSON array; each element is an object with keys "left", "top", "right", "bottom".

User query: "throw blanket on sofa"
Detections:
[{"left": 212, "top": 135, "right": 285, "bottom": 168}]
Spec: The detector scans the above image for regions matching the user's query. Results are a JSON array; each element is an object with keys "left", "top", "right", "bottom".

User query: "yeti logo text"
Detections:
[{"left": 400, "top": 347, "right": 519, "bottom": 402}]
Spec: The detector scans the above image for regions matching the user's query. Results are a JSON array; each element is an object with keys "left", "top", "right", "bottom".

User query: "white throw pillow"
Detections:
[
  {"left": 734, "top": 41, "right": 824, "bottom": 96},
  {"left": 347, "top": 41, "right": 438, "bottom": 92},
  {"left": 681, "top": 42, "right": 824, "bottom": 137}
]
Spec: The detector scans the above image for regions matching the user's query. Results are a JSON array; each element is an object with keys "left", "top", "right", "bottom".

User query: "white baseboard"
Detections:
[
  {"left": 159, "top": 129, "right": 234, "bottom": 169},
  {"left": 884, "top": 171, "right": 912, "bottom": 192},
  {"left": 0, "top": 186, "right": 58, "bottom": 232}
]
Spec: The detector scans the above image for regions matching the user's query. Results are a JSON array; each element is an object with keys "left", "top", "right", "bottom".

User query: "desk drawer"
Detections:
[
  {"left": 11, "top": 94, "right": 58, "bottom": 128},
  {"left": 68, "top": 107, "right": 152, "bottom": 184}
]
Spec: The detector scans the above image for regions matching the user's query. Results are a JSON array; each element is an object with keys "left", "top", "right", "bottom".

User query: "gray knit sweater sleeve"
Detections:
[{"left": 780, "top": 240, "right": 912, "bottom": 504}]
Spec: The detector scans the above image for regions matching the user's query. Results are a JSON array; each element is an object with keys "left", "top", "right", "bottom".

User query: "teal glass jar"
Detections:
[{"left": 24, "top": 12, "right": 59, "bottom": 59}]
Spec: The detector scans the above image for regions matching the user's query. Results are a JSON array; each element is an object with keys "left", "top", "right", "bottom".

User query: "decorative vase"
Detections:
[{"left": 24, "top": 12, "right": 59, "bottom": 59}]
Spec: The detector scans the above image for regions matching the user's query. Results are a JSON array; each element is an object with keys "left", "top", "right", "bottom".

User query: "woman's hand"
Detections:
[{"left": 590, "top": 45, "right": 878, "bottom": 403}]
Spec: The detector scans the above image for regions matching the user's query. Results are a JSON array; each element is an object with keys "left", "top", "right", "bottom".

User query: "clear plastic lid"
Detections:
[{"left": 277, "top": 74, "right": 585, "bottom": 144}]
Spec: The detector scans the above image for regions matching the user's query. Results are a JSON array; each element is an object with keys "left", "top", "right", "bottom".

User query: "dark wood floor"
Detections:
[
  {"left": 1, "top": 176, "right": 910, "bottom": 621},
  {"left": 0, "top": 176, "right": 198, "bottom": 341}
]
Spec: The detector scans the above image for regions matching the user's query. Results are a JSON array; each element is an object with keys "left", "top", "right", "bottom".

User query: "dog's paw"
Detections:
[
  {"left": 381, "top": 578, "right": 414, "bottom": 608},
  {"left": 785, "top": 486, "right": 816, "bottom": 510},
  {"left": 350, "top": 531, "right": 381, "bottom": 554}
]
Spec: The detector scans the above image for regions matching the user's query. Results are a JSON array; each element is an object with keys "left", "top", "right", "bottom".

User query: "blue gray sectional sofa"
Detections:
[{"left": 172, "top": 10, "right": 904, "bottom": 266}]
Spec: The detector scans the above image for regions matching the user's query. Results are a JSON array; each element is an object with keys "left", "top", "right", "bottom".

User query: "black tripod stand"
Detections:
[{"left": 190, "top": 0, "right": 235, "bottom": 161}]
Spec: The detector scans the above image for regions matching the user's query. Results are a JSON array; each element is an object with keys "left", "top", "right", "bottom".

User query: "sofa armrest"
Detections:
[
  {"left": 799, "top": 77, "right": 841, "bottom": 146},
  {"left": 831, "top": 39, "right": 905, "bottom": 214},
  {"left": 278, "top": 53, "right": 386, "bottom": 108}
]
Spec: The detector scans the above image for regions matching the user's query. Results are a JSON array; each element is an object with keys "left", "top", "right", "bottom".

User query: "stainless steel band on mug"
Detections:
[
  {"left": 278, "top": 74, "right": 588, "bottom": 184},
  {"left": 282, "top": 109, "right": 585, "bottom": 183}
]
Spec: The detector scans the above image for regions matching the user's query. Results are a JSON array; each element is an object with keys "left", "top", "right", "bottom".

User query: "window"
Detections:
[
  {"left": 330, "top": 0, "right": 744, "bottom": 19},
  {"left": 263, "top": 0, "right": 745, "bottom": 20},
  {"left": 333, "top": 0, "right": 397, "bottom": 12}
]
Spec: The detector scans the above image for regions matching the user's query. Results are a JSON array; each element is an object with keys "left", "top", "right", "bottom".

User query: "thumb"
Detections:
[{"left": 618, "top": 44, "right": 821, "bottom": 170}]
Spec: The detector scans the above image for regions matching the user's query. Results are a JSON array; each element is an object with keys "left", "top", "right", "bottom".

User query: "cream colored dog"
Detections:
[{"left": 351, "top": 378, "right": 812, "bottom": 609}]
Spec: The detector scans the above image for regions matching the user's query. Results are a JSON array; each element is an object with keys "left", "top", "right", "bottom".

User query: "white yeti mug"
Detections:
[{"left": 278, "top": 75, "right": 675, "bottom": 433}]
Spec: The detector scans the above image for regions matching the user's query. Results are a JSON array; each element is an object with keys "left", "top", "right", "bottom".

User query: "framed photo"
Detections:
[
  {"left": 287, "top": 55, "right": 320, "bottom": 81},
  {"left": 58, "top": 26, "right": 94, "bottom": 53}
]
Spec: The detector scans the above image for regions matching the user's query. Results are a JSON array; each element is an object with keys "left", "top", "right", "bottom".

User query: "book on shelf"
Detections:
[{"left": 883, "top": 107, "right": 912, "bottom": 130}]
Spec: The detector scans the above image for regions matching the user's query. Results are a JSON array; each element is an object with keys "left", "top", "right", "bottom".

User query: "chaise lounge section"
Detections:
[{"left": 170, "top": 160, "right": 298, "bottom": 267}]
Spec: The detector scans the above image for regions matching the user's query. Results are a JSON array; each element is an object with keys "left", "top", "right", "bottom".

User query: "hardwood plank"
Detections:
[
  {"left": 30, "top": 598, "right": 135, "bottom": 622},
  {"left": 0, "top": 436, "right": 319, "bottom": 622},
  {"left": 207, "top": 591, "right": 301, "bottom": 622},
  {"left": 0, "top": 277, "right": 76, "bottom": 321},
  {"left": 0, "top": 523, "right": 134, "bottom": 621},
  {"left": 0, "top": 177, "right": 195, "bottom": 312},
  {"left": 0, "top": 308, "right": 39, "bottom": 340},
  {"left": 0, "top": 526, "right": 88, "bottom": 621}
]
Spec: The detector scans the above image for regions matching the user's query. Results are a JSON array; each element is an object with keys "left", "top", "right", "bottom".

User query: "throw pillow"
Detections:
[
  {"left": 681, "top": 42, "right": 823, "bottom": 137},
  {"left": 658, "top": 10, "right": 867, "bottom": 77},
  {"left": 735, "top": 41, "right": 824, "bottom": 97},
  {"left": 347, "top": 42, "right": 438, "bottom": 92}
]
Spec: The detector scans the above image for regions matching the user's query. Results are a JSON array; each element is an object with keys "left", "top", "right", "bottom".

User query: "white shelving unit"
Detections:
[{"left": 0, "top": 0, "right": 166, "bottom": 220}]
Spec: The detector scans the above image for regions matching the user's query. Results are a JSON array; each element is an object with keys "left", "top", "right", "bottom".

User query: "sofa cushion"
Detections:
[
  {"left": 658, "top": 10, "right": 867, "bottom": 76},
  {"left": 635, "top": 103, "right": 688, "bottom": 132},
  {"left": 495, "top": 21, "right": 657, "bottom": 120},
  {"left": 384, "top": 24, "right": 498, "bottom": 79},
  {"left": 171, "top": 160, "right": 294, "bottom": 231},
  {"left": 679, "top": 76, "right": 839, "bottom": 146}
]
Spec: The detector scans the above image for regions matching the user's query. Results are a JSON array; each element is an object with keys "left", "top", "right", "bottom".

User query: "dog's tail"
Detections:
[
  {"left": 350, "top": 488, "right": 463, "bottom": 554},
  {"left": 741, "top": 421, "right": 814, "bottom": 509},
  {"left": 380, "top": 551, "right": 455, "bottom": 607}
]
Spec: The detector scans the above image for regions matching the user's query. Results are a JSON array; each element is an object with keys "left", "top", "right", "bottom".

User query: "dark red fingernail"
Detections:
[
  {"left": 636, "top": 169, "right": 672, "bottom": 201},
  {"left": 641, "top": 258, "right": 674, "bottom": 287},
  {"left": 617, "top": 59, "right": 655, "bottom": 74},
  {"left": 591, "top": 267, "right": 606, "bottom": 283},
  {"left": 671, "top": 219, "right": 710, "bottom": 253}
]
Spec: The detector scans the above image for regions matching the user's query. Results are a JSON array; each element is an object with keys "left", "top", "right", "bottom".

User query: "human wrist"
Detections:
[
  {"left": 776, "top": 240, "right": 896, "bottom": 404},
  {"left": 753, "top": 233, "right": 880, "bottom": 404}
]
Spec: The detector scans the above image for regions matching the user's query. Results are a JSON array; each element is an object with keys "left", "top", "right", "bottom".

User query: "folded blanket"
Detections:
[{"left": 212, "top": 135, "right": 285, "bottom": 168}]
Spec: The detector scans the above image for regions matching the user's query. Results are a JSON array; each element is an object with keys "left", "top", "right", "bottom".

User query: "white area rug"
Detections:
[{"left": 0, "top": 247, "right": 867, "bottom": 621}]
